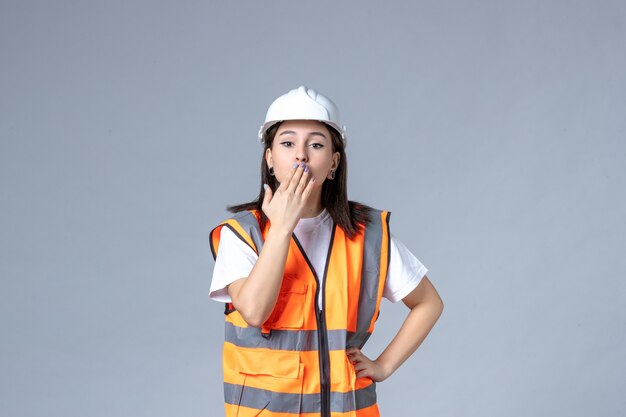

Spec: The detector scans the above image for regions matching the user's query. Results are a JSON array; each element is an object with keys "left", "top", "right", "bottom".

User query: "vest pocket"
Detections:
[
  {"left": 232, "top": 347, "right": 304, "bottom": 415},
  {"left": 265, "top": 280, "right": 307, "bottom": 330},
  {"left": 234, "top": 347, "right": 301, "bottom": 379}
]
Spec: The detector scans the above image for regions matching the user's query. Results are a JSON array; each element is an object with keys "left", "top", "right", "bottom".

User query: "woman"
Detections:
[{"left": 209, "top": 86, "right": 444, "bottom": 417}]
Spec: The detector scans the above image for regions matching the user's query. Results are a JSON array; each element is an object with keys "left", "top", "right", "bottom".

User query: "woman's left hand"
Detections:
[{"left": 346, "top": 347, "right": 390, "bottom": 382}]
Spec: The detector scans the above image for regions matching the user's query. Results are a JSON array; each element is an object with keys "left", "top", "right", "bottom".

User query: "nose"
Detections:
[{"left": 295, "top": 145, "right": 308, "bottom": 163}]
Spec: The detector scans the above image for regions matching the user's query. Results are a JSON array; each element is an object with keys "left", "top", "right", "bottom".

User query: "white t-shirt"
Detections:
[{"left": 209, "top": 209, "right": 428, "bottom": 306}]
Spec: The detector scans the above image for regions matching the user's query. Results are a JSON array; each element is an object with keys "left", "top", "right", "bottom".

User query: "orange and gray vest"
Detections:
[{"left": 209, "top": 209, "right": 391, "bottom": 417}]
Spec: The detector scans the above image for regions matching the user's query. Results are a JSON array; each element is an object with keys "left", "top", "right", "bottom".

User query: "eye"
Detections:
[
  {"left": 309, "top": 143, "right": 325, "bottom": 149},
  {"left": 280, "top": 141, "right": 294, "bottom": 147}
]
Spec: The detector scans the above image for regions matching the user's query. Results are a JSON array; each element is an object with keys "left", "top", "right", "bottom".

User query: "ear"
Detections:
[
  {"left": 265, "top": 148, "right": 273, "bottom": 167},
  {"left": 331, "top": 152, "right": 340, "bottom": 170}
]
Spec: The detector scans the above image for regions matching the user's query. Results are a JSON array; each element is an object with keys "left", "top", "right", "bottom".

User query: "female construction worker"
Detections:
[{"left": 208, "top": 86, "right": 444, "bottom": 417}]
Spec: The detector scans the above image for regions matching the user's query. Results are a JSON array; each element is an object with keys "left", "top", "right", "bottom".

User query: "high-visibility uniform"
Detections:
[{"left": 209, "top": 208, "right": 391, "bottom": 417}]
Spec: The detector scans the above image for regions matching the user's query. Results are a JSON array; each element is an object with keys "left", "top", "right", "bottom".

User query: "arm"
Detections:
[
  {"left": 347, "top": 275, "right": 444, "bottom": 381},
  {"left": 227, "top": 163, "right": 315, "bottom": 327},
  {"left": 227, "top": 226, "right": 292, "bottom": 327}
]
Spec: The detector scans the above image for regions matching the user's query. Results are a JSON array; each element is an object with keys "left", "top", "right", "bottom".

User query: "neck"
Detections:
[
  {"left": 300, "top": 189, "right": 324, "bottom": 218},
  {"left": 301, "top": 205, "right": 324, "bottom": 218}
]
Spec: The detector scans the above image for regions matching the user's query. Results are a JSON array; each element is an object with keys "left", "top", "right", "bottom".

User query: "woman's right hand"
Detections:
[{"left": 261, "top": 162, "right": 316, "bottom": 235}]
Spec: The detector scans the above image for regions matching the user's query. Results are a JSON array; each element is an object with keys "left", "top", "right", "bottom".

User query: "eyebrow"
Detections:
[{"left": 278, "top": 130, "right": 328, "bottom": 139}]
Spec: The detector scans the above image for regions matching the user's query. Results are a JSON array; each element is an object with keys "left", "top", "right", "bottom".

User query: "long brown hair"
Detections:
[{"left": 227, "top": 121, "right": 372, "bottom": 239}]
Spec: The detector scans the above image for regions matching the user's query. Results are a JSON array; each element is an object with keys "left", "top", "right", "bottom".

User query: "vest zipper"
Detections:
[
  {"left": 292, "top": 229, "right": 335, "bottom": 417},
  {"left": 317, "top": 307, "right": 330, "bottom": 417}
]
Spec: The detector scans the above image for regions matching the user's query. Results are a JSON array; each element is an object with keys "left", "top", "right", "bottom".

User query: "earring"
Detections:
[
  {"left": 329, "top": 170, "right": 335, "bottom": 180},
  {"left": 268, "top": 166, "right": 275, "bottom": 176}
]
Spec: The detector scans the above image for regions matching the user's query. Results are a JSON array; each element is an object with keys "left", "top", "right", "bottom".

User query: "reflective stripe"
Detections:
[
  {"left": 226, "top": 321, "right": 349, "bottom": 351},
  {"left": 231, "top": 210, "right": 265, "bottom": 254},
  {"left": 224, "top": 381, "right": 376, "bottom": 413},
  {"left": 354, "top": 381, "right": 377, "bottom": 412},
  {"left": 347, "top": 210, "right": 385, "bottom": 349},
  {"left": 208, "top": 211, "right": 264, "bottom": 259}
]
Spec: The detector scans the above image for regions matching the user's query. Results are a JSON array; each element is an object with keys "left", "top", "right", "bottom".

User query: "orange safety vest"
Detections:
[{"left": 209, "top": 209, "right": 391, "bottom": 417}]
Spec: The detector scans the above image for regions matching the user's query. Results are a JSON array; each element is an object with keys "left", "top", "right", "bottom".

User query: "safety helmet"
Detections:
[{"left": 258, "top": 85, "right": 347, "bottom": 146}]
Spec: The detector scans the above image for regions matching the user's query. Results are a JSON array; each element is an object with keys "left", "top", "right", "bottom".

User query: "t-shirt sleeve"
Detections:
[
  {"left": 208, "top": 226, "right": 258, "bottom": 303},
  {"left": 383, "top": 233, "right": 428, "bottom": 303}
]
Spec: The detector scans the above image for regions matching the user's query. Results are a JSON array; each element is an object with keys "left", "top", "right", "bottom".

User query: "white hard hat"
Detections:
[{"left": 258, "top": 86, "right": 347, "bottom": 146}]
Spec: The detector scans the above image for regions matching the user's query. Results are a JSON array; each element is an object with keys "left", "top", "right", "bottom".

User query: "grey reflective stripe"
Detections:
[
  {"left": 355, "top": 380, "right": 377, "bottom": 411},
  {"left": 231, "top": 211, "right": 265, "bottom": 254},
  {"left": 209, "top": 211, "right": 264, "bottom": 260},
  {"left": 329, "top": 382, "right": 377, "bottom": 413},
  {"left": 347, "top": 209, "right": 387, "bottom": 349},
  {"left": 225, "top": 321, "right": 348, "bottom": 351},
  {"left": 224, "top": 381, "right": 376, "bottom": 413}
]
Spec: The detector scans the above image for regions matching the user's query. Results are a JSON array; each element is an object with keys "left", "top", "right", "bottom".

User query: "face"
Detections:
[{"left": 265, "top": 120, "right": 340, "bottom": 186}]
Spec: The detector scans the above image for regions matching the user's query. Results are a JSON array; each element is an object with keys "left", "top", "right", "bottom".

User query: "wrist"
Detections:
[
  {"left": 267, "top": 224, "right": 293, "bottom": 240},
  {"left": 375, "top": 357, "right": 395, "bottom": 381}
]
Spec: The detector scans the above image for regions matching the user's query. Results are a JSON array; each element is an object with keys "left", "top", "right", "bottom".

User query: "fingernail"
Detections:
[
  {"left": 300, "top": 162, "right": 305, "bottom": 167},
  {"left": 263, "top": 184, "right": 268, "bottom": 190},
  {"left": 312, "top": 176, "right": 316, "bottom": 182},
  {"left": 304, "top": 165, "right": 309, "bottom": 172},
  {"left": 293, "top": 163, "right": 299, "bottom": 168}
]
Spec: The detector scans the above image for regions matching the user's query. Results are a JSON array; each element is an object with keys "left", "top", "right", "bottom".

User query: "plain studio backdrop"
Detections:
[{"left": 1, "top": 1, "right": 624, "bottom": 416}]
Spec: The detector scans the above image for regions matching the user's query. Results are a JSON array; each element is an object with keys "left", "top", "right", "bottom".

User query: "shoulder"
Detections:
[
  {"left": 223, "top": 209, "right": 261, "bottom": 226},
  {"left": 211, "top": 209, "right": 261, "bottom": 233},
  {"left": 356, "top": 204, "right": 391, "bottom": 229},
  {"left": 231, "top": 208, "right": 261, "bottom": 221},
  {"left": 348, "top": 202, "right": 389, "bottom": 226},
  {"left": 209, "top": 209, "right": 263, "bottom": 259}
]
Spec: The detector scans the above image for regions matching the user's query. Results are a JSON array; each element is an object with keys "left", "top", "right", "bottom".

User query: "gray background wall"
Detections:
[{"left": 1, "top": 1, "right": 624, "bottom": 416}]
